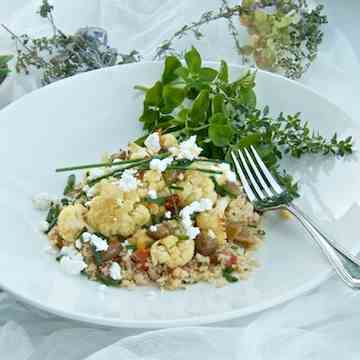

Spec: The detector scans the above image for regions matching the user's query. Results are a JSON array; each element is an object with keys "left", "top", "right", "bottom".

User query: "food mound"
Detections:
[{"left": 34, "top": 132, "right": 264, "bottom": 289}]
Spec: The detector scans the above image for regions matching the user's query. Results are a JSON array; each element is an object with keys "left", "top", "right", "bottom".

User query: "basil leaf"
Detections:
[
  {"left": 145, "top": 81, "right": 163, "bottom": 107},
  {"left": 190, "top": 89, "right": 210, "bottom": 124},
  {"left": 199, "top": 67, "right": 218, "bottom": 82},
  {"left": 185, "top": 46, "right": 202, "bottom": 73},
  {"left": 237, "top": 88, "right": 257, "bottom": 108},
  {"left": 218, "top": 60, "right": 229, "bottom": 83},
  {"left": 140, "top": 109, "right": 159, "bottom": 130},
  {"left": 211, "top": 94, "right": 225, "bottom": 114},
  {"left": 222, "top": 267, "right": 238, "bottom": 283},
  {"left": 162, "top": 56, "right": 182, "bottom": 84},
  {"left": 162, "top": 85, "right": 185, "bottom": 112},
  {"left": 208, "top": 113, "right": 233, "bottom": 147},
  {"left": 175, "top": 66, "right": 189, "bottom": 80},
  {"left": 63, "top": 174, "right": 76, "bottom": 195}
]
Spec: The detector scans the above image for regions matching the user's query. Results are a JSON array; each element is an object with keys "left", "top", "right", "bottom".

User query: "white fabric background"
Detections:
[{"left": 0, "top": 1, "right": 359, "bottom": 359}]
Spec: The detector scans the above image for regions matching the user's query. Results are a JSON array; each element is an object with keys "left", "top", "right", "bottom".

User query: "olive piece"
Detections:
[
  {"left": 195, "top": 232, "right": 218, "bottom": 256},
  {"left": 101, "top": 240, "right": 122, "bottom": 261},
  {"left": 147, "top": 223, "right": 171, "bottom": 240}
]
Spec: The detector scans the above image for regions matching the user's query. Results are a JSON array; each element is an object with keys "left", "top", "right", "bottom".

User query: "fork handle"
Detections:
[{"left": 285, "top": 203, "right": 360, "bottom": 288}]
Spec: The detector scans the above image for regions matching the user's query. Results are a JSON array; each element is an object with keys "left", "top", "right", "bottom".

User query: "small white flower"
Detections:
[
  {"left": 117, "top": 169, "right": 139, "bottom": 192},
  {"left": 175, "top": 136, "right": 202, "bottom": 160},
  {"left": 165, "top": 211, "right": 172, "bottom": 219},
  {"left": 144, "top": 132, "right": 161, "bottom": 154},
  {"left": 148, "top": 189, "right": 157, "bottom": 199},
  {"left": 32, "top": 193, "right": 54, "bottom": 211},
  {"left": 149, "top": 156, "right": 173, "bottom": 173},
  {"left": 109, "top": 262, "right": 122, "bottom": 280}
]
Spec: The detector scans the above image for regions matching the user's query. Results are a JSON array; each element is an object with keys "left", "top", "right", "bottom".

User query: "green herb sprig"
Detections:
[{"left": 136, "top": 47, "right": 353, "bottom": 199}]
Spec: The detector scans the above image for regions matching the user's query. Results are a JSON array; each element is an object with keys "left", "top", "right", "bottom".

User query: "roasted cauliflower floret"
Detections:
[
  {"left": 160, "top": 134, "right": 178, "bottom": 149},
  {"left": 225, "top": 195, "right": 260, "bottom": 225},
  {"left": 127, "top": 143, "right": 148, "bottom": 160},
  {"left": 196, "top": 210, "right": 227, "bottom": 246},
  {"left": 128, "top": 229, "right": 154, "bottom": 249},
  {"left": 58, "top": 204, "right": 87, "bottom": 243},
  {"left": 142, "top": 170, "right": 166, "bottom": 192},
  {"left": 176, "top": 171, "right": 217, "bottom": 206},
  {"left": 150, "top": 235, "right": 195, "bottom": 269},
  {"left": 86, "top": 195, "right": 150, "bottom": 238}
]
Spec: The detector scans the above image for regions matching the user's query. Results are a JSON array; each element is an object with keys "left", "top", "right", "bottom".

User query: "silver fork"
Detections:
[{"left": 231, "top": 146, "right": 360, "bottom": 289}]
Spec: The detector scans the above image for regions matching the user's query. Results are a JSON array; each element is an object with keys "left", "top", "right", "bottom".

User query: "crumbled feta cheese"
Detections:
[
  {"left": 83, "top": 185, "right": 97, "bottom": 198},
  {"left": 144, "top": 133, "right": 161, "bottom": 154},
  {"left": 208, "top": 230, "right": 216, "bottom": 239},
  {"left": 39, "top": 220, "right": 49, "bottom": 233},
  {"left": 109, "top": 262, "right": 122, "bottom": 280},
  {"left": 75, "top": 239, "right": 82, "bottom": 250},
  {"left": 148, "top": 189, "right": 157, "bottom": 199},
  {"left": 32, "top": 193, "right": 54, "bottom": 211},
  {"left": 219, "top": 163, "right": 237, "bottom": 183},
  {"left": 82, "top": 232, "right": 108, "bottom": 252},
  {"left": 149, "top": 156, "right": 173, "bottom": 172},
  {"left": 172, "top": 136, "right": 202, "bottom": 160},
  {"left": 117, "top": 169, "right": 139, "bottom": 192},
  {"left": 149, "top": 225, "right": 158, "bottom": 232},
  {"left": 60, "top": 252, "right": 87, "bottom": 275},
  {"left": 179, "top": 198, "right": 213, "bottom": 240},
  {"left": 164, "top": 211, "right": 172, "bottom": 219}
]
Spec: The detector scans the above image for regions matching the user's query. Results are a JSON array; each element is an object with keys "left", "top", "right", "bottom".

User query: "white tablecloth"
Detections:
[{"left": 0, "top": 1, "right": 359, "bottom": 359}]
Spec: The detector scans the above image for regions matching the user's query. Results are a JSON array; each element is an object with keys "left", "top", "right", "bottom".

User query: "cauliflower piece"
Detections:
[
  {"left": 150, "top": 235, "right": 195, "bottom": 269},
  {"left": 176, "top": 171, "right": 217, "bottom": 206},
  {"left": 58, "top": 204, "right": 87, "bottom": 243},
  {"left": 142, "top": 170, "right": 166, "bottom": 192},
  {"left": 127, "top": 143, "right": 148, "bottom": 160},
  {"left": 86, "top": 194, "right": 150, "bottom": 238},
  {"left": 160, "top": 134, "right": 178, "bottom": 149},
  {"left": 128, "top": 229, "right": 154, "bottom": 249},
  {"left": 196, "top": 210, "right": 227, "bottom": 246},
  {"left": 225, "top": 195, "right": 260, "bottom": 225}
]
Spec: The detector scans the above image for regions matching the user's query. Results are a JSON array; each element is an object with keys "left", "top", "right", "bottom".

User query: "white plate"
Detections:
[{"left": 0, "top": 62, "right": 359, "bottom": 328}]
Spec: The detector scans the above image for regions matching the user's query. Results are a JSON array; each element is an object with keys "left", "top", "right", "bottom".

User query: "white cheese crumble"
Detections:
[
  {"left": 75, "top": 239, "right": 82, "bottom": 250},
  {"left": 179, "top": 198, "right": 213, "bottom": 240},
  {"left": 82, "top": 232, "right": 108, "bottom": 252},
  {"left": 59, "top": 246, "right": 87, "bottom": 275},
  {"left": 164, "top": 211, "right": 172, "bottom": 219},
  {"left": 219, "top": 163, "right": 237, "bottom": 183},
  {"left": 149, "top": 156, "right": 173, "bottom": 173},
  {"left": 148, "top": 189, "right": 157, "bottom": 199},
  {"left": 149, "top": 225, "right": 158, "bottom": 232},
  {"left": 117, "top": 169, "right": 139, "bottom": 192},
  {"left": 144, "top": 132, "right": 161, "bottom": 154},
  {"left": 83, "top": 185, "right": 97, "bottom": 198},
  {"left": 32, "top": 193, "right": 54, "bottom": 211},
  {"left": 208, "top": 230, "right": 216, "bottom": 239},
  {"left": 39, "top": 220, "right": 49, "bottom": 233},
  {"left": 109, "top": 262, "right": 122, "bottom": 280},
  {"left": 170, "top": 136, "right": 202, "bottom": 160}
]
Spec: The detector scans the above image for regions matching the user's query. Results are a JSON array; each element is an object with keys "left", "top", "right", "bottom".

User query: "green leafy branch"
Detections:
[{"left": 136, "top": 47, "right": 353, "bottom": 198}]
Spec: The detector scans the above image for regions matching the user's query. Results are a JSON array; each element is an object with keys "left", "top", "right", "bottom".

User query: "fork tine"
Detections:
[
  {"left": 250, "top": 145, "right": 283, "bottom": 194},
  {"left": 231, "top": 151, "right": 257, "bottom": 202},
  {"left": 237, "top": 150, "right": 266, "bottom": 200},
  {"left": 244, "top": 148, "right": 273, "bottom": 197}
]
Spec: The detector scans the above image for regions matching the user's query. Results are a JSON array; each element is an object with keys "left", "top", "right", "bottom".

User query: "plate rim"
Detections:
[{"left": 0, "top": 61, "right": 355, "bottom": 328}]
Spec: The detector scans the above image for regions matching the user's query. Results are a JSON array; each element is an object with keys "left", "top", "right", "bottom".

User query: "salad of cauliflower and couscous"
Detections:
[{"left": 33, "top": 132, "right": 263, "bottom": 290}]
